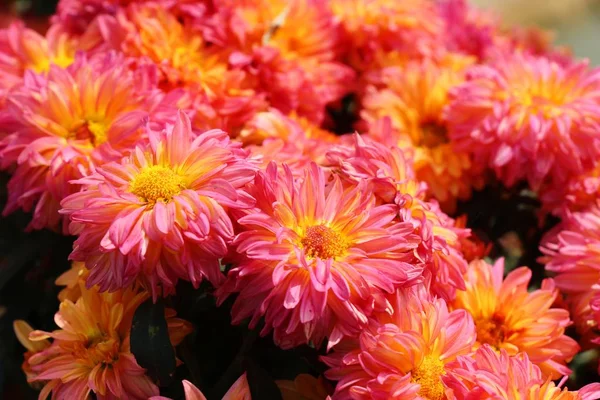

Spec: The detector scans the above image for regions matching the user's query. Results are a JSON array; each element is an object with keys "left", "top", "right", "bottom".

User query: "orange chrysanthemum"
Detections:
[
  {"left": 20, "top": 282, "right": 191, "bottom": 400},
  {"left": 446, "top": 53, "right": 600, "bottom": 190},
  {"left": 60, "top": 111, "right": 256, "bottom": 297},
  {"left": 445, "top": 345, "right": 600, "bottom": 400},
  {"left": 361, "top": 57, "right": 485, "bottom": 212},
  {"left": 95, "top": 2, "right": 265, "bottom": 133},
  {"left": 217, "top": 162, "right": 424, "bottom": 349},
  {"left": 452, "top": 258, "right": 579, "bottom": 379},
  {"left": 323, "top": 286, "right": 476, "bottom": 399}
]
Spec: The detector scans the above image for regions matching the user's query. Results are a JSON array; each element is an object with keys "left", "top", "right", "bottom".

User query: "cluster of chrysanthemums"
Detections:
[{"left": 3, "top": 0, "right": 600, "bottom": 398}]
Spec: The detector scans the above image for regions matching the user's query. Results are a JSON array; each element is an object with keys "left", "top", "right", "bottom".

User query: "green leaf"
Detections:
[{"left": 130, "top": 298, "right": 176, "bottom": 386}]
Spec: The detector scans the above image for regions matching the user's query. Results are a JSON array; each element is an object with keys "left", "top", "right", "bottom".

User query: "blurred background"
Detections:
[
  {"left": 473, "top": 0, "right": 600, "bottom": 65},
  {"left": 1, "top": 0, "right": 599, "bottom": 64}
]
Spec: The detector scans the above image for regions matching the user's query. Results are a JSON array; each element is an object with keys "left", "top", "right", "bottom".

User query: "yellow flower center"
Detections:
[
  {"left": 300, "top": 225, "right": 349, "bottom": 259},
  {"left": 411, "top": 355, "right": 446, "bottom": 400},
  {"left": 419, "top": 121, "right": 449, "bottom": 149},
  {"left": 129, "top": 165, "right": 185, "bottom": 204},
  {"left": 475, "top": 315, "right": 508, "bottom": 349},
  {"left": 87, "top": 120, "right": 108, "bottom": 145},
  {"left": 70, "top": 119, "right": 109, "bottom": 146}
]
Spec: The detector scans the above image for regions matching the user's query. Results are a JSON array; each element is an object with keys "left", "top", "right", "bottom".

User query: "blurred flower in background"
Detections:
[{"left": 473, "top": 0, "right": 600, "bottom": 65}]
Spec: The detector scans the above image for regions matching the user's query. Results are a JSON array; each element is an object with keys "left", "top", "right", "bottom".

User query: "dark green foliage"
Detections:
[{"left": 131, "top": 298, "right": 177, "bottom": 386}]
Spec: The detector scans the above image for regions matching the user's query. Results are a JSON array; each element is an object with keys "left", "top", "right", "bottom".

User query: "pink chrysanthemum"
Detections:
[
  {"left": 323, "top": 286, "right": 476, "bottom": 400},
  {"left": 51, "top": 0, "right": 203, "bottom": 35},
  {"left": 217, "top": 162, "right": 424, "bottom": 349},
  {"left": 437, "top": 0, "right": 501, "bottom": 61},
  {"left": 0, "top": 52, "right": 161, "bottom": 233},
  {"left": 445, "top": 345, "right": 600, "bottom": 400},
  {"left": 446, "top": 53, "right": 600, "bottom": 190},
  {"left": 60, "top": 111, "right": 256, "bottom": 297},
  {"left": 541, "top": 163, "right": 600, "bottom": 217},
  {"left": 452, "top": 258, "right": 579, "bottom": 379},
  {"left": 327, "top": 133, "right": 470, "bottom": 301},
  {"left": 540, "top": 204, "right": 600, "bottom": 345}
]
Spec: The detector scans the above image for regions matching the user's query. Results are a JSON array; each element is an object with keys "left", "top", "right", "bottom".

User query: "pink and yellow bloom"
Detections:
[
  {"left": 446, "top": 53, "right": 600, "bottom": 190},
  {"left": 61, "top": 111, "right": 256, "bottom": 297},
  {"left": 327, "top": 133, "right": 470, "bottom": 301},
  {"left": 0, "top": 22, "right": 75, "bottom": 97},
  {"left": 445, "top": 345, "right": 600, "bottom": 400},
  {"left": 20, "top": 282, "right": 191, "bottom": 400},
  {"left": 0, "top": 52, "right": 161, "bottom": 233},
  {"left": 452, "top": 258, "right": 579, "bottom": 379},
  {"left": 323, "top": 286, "right": 476, "bottom": 399},
  {"left": 217, "top": 162, "right": 424, "bottom": 349}
]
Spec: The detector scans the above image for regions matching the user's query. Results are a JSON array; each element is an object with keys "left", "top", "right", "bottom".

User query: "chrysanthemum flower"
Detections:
[
  {"left": 55, "top": 261, "right": 88, "bottom": 302},
  {"left": 0, "top": 52, "right": 161, "bottom": 233},
  {"left": 362, "top": 57, "right": 485, "bottom": 212},
  {"left": 52, "top": 0, "right": 202, "bottom": 35},
  {"left": 541, "top": 163, "right": 600, "bottom": 217},
  {"left": 0, "top": 22, "right": 75, "bottom": 96},
  {"left": 327, "top": 133, "right": 470, "bottom": 301},
  {"left": 446, "top": 53, "right": 600, "bottom": 190},
  {"left": 323, "top": 286, "right": 476, "bottom": 399},
  {"left": 445, "top": 345, "right": 600, "bottom": 400},
  {"left": 93, "top": 2, "right": 265, "bottom": 133},
  {"left": 330, "top": 0, "right": 443, "bottom": 71},
  {"left": 13, "top": 320, "right": 51, "bottom": 388},
  {"left": 202, "top": 0, "right": 354, "bottom": 124},
  {"left": 22, "top": 281, "right": 191, "bottom": 400},
  {"left": 61, "top": 111, "right": 256, "bottom": 296},
  {"left": 241, "top": 109, "right": 338, "bottom": 176},
  {"left": 452, "top": 258, "right": 579, "bottom": 379},
  {"left": 540, "top": 204, "right": 600, "bottom": 343},
  {"left": 217, "top": 162, "right": 424, "bottom": 349},
  {"left": 437, "top": 0, "right": 501, "bottom": 61}
]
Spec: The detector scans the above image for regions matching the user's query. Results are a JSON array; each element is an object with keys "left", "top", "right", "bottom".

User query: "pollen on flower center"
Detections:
[
  {"left": 71, "top": 120, "right": 108, "bottom": 146},
  {"left": 411, "top": 355, "right": 446, "bottom": 400},
  {"left": 300, "top": 224, "right": 349, "bottom": 259},
  {"left": 129, "top": 165, "right": 185, "bottom": 204},
  {"left": 475, "top": 315, "right": 508, "bottom": 348},
  {"left": 419, "top": 121, "right": 449, "bottom": 148}
]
